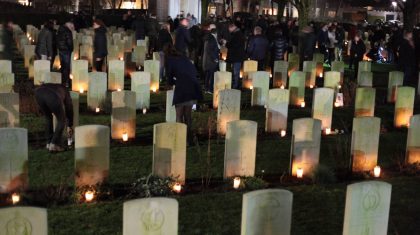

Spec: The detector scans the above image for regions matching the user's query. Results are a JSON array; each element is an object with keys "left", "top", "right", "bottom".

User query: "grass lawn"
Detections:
[{"left": 5, "top": 59, "right": 420, "bottom": 234}]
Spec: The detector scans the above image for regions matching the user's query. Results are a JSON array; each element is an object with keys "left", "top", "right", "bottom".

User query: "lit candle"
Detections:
[
  {"left": 297, "top": 168, "right": 304, "bottom": 178},
  {"left": 173, "top": 182, "right": 182, "bottom": 193},
  {"left": 117, "top": 88, "right": 122, "bottom": 92},
  {"left": 280, "top": 85, "right": 285, "bottom": 89},
  {"left": 280, "top": 130, "right": 286, "bottom": 137},
  {"left": 373, "top": 166, "right": 381, "bottom": 178},
  {"left": 95, "top": 107, "right": 100, "bottom": 113},
  {"left": 152, "top": 87, "right": 157, "bottom": 93},
  {"left": 79, "top": 88, "right": 84, "bottom": 94},
  {"left": 233, "top": 177, "right": 241, "bottom": 189},
  {"left": 69, "top": 74, "right": 73, "bottom": 80},
  {"left": 119, "top": 57, "right": 124, "bottom": 61},
  {"left": 337, "top": 85, "right": 342, "bottom": 89},
  {"left": 334, "top": 101, "right": 340, "bottom": 107},
  {"left": 142, "top": 108, "right": 147, "bottom": 114},
  {"left": 84, "top": 190, "right": 95, "bottom": 202},
  {"left": 270, "top": 73, "right": 273, "bottom": 78},
  {"left": 319, "top": 73, "right": 323, "bottom": 78},
  {"left": 11, "top": 193, "right": 20, "bottom": 205},
  {"left": 250, "top": 86, "right": 253, "bottom": 90},
  {"left": 309, "top": 85, "right": 314, "bottom": 89},
  {"left": 122, "top": 132, "right": 128, "bottom": 142},
  {"left": 325, "top": 128, "right": 331, "bottom": 135},
  {"left": 300, "top": 101, "right": 306, "bottom": 108}
]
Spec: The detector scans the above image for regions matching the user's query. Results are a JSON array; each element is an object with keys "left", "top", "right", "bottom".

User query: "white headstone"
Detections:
[
  {"left": 0, "top": 207, "right": 48, "bottom": 235},
  {"left": 265, "top": 89, "right": 289, "bottom": 133},
  {"left": 289, "top": 71, "right": 305, "bottom": 106},
  {"left": 357, "top": 71, "right": 373, "bottom": 87},
  {"left": 88, "top": 72, "right": 108, "bottom": 110},
  {"left": 273, "top": 61, "right": 289, "bottom": 88},
  {"left": 0, "top": 93, "right": 19, "bottom": 127},
  {"left": 355, "top": 88, "right": 376, "bottom": 117},
  {"left": 324, "top": 71, "right": 341, "bottom": 90},
  {"left": 351, "top": 117, "right": 381, "bottom": 172},
  {"left": 250, "top": 71, "right": 270, "bottom": 106},
  {"left": 0, "top": 73, "right": 14, "bottom": 92},
  {"left": 0, "top": 128, "right": 28, "bottom": 193},
  {"left": 224, "top": 120, "right": 257, "bottom": 178},
  {"left": 123, "top": 198, "right": 178, "bottom": 235},
  {"left": 111, "top": 91, "right": 136, "bottom": 140},
  {"left": 343, "top": 181, "right": 392, "bottom": 235},
  {"left": 0, "top": 60, "right": 12, "bottom": 73},
  {"left": 387, "top": 71, "right": 404, "bottom": 103},
  {"left": 406, "top": 114, "right": 420, "bottom": 164},
  {"left": 75, "top": 125, "right": 110, "bottom": 187},
  {"left": 71, "top": 60, "right": 89, "bottom": 92},
  {"left": 241, "top": 189, "right": 293, "bottom": 235},
  {"left": 213, "top": 71, "right": 232, "bottom": 109},
  {"left": 290, "top": 118, "right": 322, "bottom": 177},
  {"left": 108, "top": 60, "right": 125, "bottom": 91},
  {"left": 153, "top": 123, "right": 187, "bottom": 183},
  {"left": 242, "top": 60, "right": 258, "bottom": 89},
  {"left": 217, "top": 89, "right": 241, "bottom": 135},
  {"left": 303, "top": 61, "right": 317, "bottom": 87},
  {"left": 312, "top": 88, "right": 334, "bottom": 131},
  {"left": 144, "top": 60, "right": 160, "bottom": 91},
  {"left": 131, "top": 72, "right": 151, "bottom": 109},
  {"left": 34, "top": 60, "right": 50, "bottom": 85},
  {"left": 394, "top": 86, "right": 415, "bottom": 128}
]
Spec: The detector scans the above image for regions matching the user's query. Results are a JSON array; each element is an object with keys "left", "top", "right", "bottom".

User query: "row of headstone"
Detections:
[{"left": 0, "top": 180, "right": 392, "bottom": 235}]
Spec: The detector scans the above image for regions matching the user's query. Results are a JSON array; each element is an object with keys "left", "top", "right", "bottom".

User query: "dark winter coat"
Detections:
[
  {"left": 146, "top": 17, "right": 159, "bottom": 37},
  {"left": 226, "top": 29, "right": 246, "bottom": 63},
  {"left": 302, "top": 32, "right": 317, "bottom": 60},
  {"left": 132, "top": 18, "right": 146, "bottom": 40},
  {"left": 56, "top": 25, "right": 73, "bottom": 53},
  {"left": 271, "top": 35, "right": 288, "bottom": 61},
  {"left": 166, "top": 55, "right": 203, "bottom": 105},
  {"left": 350, "top": 40, "right": 366, "bottom": 61},
  {"left": 94, "top": 26, "right": 108, "bottom": 58},
  {"left": 398, "top": 39, "right": 416, "bottom": 68},
  {"left": 202, "top": 33, "right": 220, "bottom": 71},
  {"left": 174, "top": 26, "right": 191, "bottom": 55},
  {"left": 157, "top": 29, "right": 173, "bottom": 51},
  {"left": 247, "top": 34, "right": 269, "bottom": 61},
  {"left": 35, "top": 27, "right": 53, "bottom": 58}
]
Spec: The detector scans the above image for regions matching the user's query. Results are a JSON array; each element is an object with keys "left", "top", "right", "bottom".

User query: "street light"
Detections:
[{"left": 392, "top": 1, "right": 397, "bottom": 7}]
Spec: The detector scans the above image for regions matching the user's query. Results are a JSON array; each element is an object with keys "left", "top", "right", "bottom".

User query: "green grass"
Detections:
[{"left": 10, "top": 63, "right": 420, "bottom": 234}]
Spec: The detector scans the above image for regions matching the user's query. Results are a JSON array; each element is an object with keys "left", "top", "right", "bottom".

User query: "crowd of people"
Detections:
[{"left": 1, "top": 12, "right": 419, "bottom": 151}]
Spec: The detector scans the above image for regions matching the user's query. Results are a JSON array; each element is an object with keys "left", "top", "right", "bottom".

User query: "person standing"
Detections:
[
  {"left": 146, "top": 14, "right": 160, "bottom": 55},
  {"left": 247, "top": 26, "right": 269, "bottom": 71},
  {"left": 398, "top": 31, "right": 416, "bottom": 85},
  {"left": 300, "top": 26, "right": 316, "bottom": 61},
  {"left": 93, "top": 19, "right": 107, "bottom": 72},
  {"left": 350, "top": 34, "right": 366, "bottom": 79},
  {"left": 224, "top": 23, "right": 245, "bottom": 89},
  {"left": 35, "top": 83, "right": 74, "bottom": 152},
  {"left": 157, "top": 23, "right": 173, "bottom": 81},
  {"left": 57, "top": 22, "right": 74, "bottom": 88},
  {"left": 174, "top": 18, "right": 191, "bottom": 56},
  {"left": 317, "top": 24, "right": 329, "bottom": 62},
  {"left": 132, "top": 14, "right": 146, "bottom": 41},
  {"left": 335, "top": 23, "right": 345, "bottom": 61},
  {"left": 270, "top": 28, "right": 288, "bottom": 67},
  {"left": 35, "top": 21, "right": 54, "bottom": 61},
  {"left": 202, "top": 24, "right": 220, "bottom": 93},
  {"left": 165, "top": 44, "right": 203, "bottom": 145},
  {"left": 326, "top": 26, "right": 337, "bottom": 65}
]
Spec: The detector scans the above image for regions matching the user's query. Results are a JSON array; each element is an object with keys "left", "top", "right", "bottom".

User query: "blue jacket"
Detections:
[
  {"left": 247, "top": 35, "right": 269, "bottom": 61},
  {"left": 166, "top": 55, "right": 203, "bottom": 105}
]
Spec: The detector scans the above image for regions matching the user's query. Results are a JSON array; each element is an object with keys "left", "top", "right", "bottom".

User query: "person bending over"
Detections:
[
  {"left": 35, "top": 83, "right": 74, "bottom": 152},
  {"left": 164, "top": 44, "right": 203, "bottom": 145}
]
